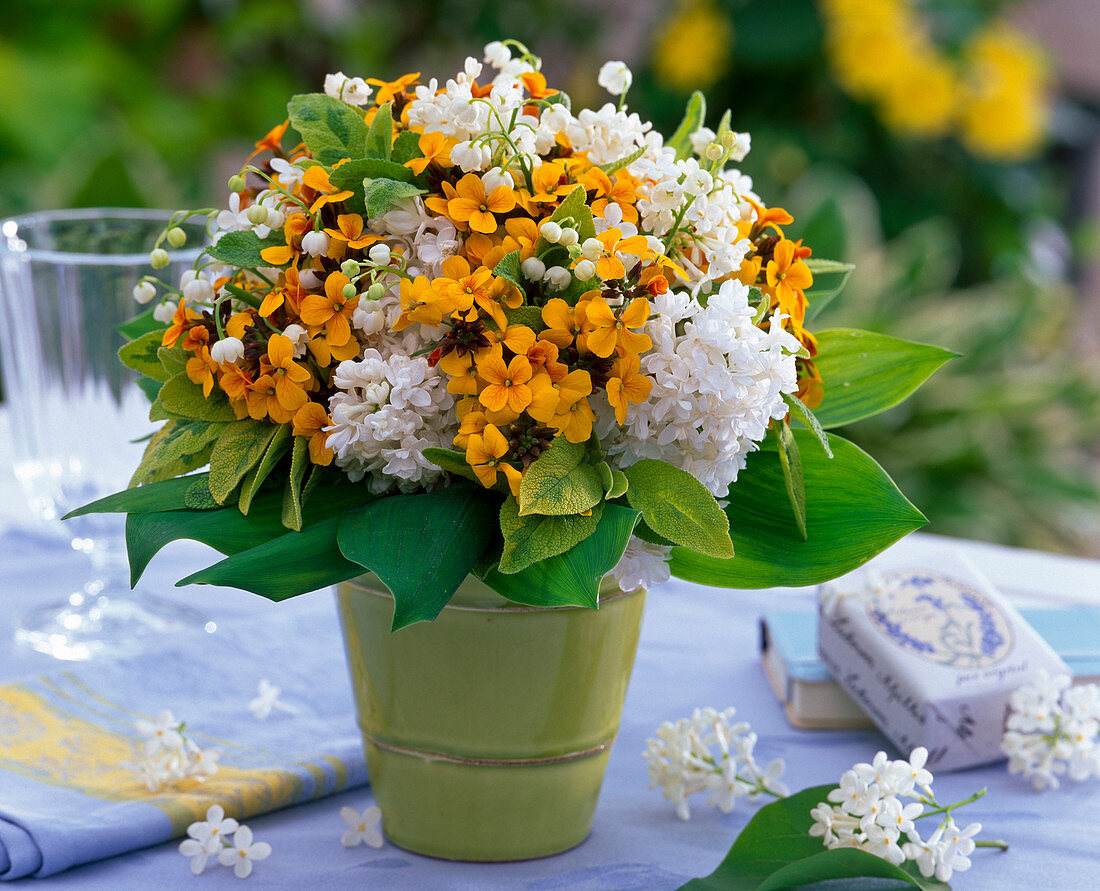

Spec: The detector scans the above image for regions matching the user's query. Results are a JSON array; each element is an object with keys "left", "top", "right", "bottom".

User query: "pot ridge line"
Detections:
[
  {"left": 349, "top": 583, "right": 641, "bottom": 613},
  {"left": 362, "top": 731, "right": 618, "bottom": 766}
]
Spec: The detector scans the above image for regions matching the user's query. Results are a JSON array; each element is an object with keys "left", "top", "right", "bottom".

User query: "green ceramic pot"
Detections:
[{"left": 335, "top": 573, "right": 646, "bottom": 861}]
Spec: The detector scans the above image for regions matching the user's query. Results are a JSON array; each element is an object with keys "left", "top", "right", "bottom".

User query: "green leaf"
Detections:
[
  {"left": 127, "top": 482, "right": 374, "bottom": 588},
  {"left": 813, "top": 329, "right": 957, "bottom": 429},
  {"left": 158, "top": 372, "right": 238, "bottom": 422},
  {"left": 482, "top": 503, "right": 640, "bottom": 607},
  {"left": 204, "top": 230, "right": 287, "bottom": 268},
  {"left": 680, "top": 784, "right": 947, "bottom": 891},
  {"left": 503, "top": 304, "right": 545, "bottom": 332},
  {"left": 118, "top": 331, "right": 171, "bottom": 382},
  {"left": 363, "top": 177, "right": 426, "bottom": 217},
  {"left": 804, "top": 256, "right": 855, "bottom": 322},
  {"left": 607, "top": 469, "right": 629, "bottom": 499},
  {"left": 391, "top": 129, "right": 422, "bottom": 165},
  {"left": 517, "top": 437, "right": 604, "bottom": 516},
  {"left": 535, "top": 184, "right": 597, "bottom": 254},
  {"left": 238, "top": 424, "right": 292, "bottom": 514},
  {"left": 329, "top": 157, "right": 415, "bottom": 189},
  {"left": 668, "top": 431, "right": 927, "bottom": 588},
  {"left": 667, "top": 90, "right": 706, "bottom": 160},
  {"left": 282, "top": 436, "right": 310, "bottom": 531},
  {"left": 599, "top": 144, "right": 646, "bottom": 175},
  {"left": 63, "top": 473, "right": 208, "bottom": 518},
  {"left": 184, "top": 477, "right": 220, "bottom": 510},
  {"left": 776, "top": 421, "right": 807, "bottom": 540},
  {"left": 130, "top": 420, "right": 225, "bottom": 486},
  {"left": 117, "top": 307, "right": 161, "bottom": 341},
  {"left": 337, "top": 484, "right": 500, "bottom": 629},
  {"left": 421, "top": 447, "right": 481, "bottom": 484},
  {"left": 622, "top": 458, "right": 733, "bottom": 558},
  {"left": 136, "top": 377, "right": 163, "bottom": 403},
  {"left": 177, "top": 515, "right": 362, "bottom": 602},
  {"left": 493, "top": 249, "right": 524, "bottom": 292},
  {"left": 208, "top": 420, "right": 280, "bottom": 505},
  {"left": 157, "top": 344, "right": 187, "bottom": 378},
  {"left": 781, "top": 392, "right": 831, "bottom": 457},
  {"left": 498, "top": 499, "right": 603, "bottom": 574},
  {"left": 288, "top": 93, "right": 369, "bottom": 165},
  {"left": 364, "top": 100, "right": 393, "bottom": 160}
]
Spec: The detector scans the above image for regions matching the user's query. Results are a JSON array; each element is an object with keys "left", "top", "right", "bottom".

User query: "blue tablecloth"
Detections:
[{"left": 2, "top": 522, "right": 1100, "bottom": 888}]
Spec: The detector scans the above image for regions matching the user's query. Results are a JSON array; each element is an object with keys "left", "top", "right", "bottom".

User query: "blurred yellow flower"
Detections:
[{"left": 654, "top": 0, "right": 733, "bottom": 92}]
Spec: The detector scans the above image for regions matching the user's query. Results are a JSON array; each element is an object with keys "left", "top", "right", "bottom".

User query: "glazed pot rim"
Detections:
[{"left": 341, "top": 576, "right": 644, "bottom": 613}]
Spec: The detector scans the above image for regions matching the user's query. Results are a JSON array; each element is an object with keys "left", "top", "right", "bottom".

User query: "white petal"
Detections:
[
  {"left": 341, "top": 828, "right": 363, "bottom": 847},
  {"left": 363, "top": 826, "right": 384, "bottom": 849},
  {"left": 234, "top": 825, "right": 253, "bottom": 847},
  {"left": 234, "top": 858, "right": 253, "bottom": 879},
  {"left": 249, "top": 842, "right": 272, "bottom": 861},
  {"left": 340, "top": 806, "right": 361, "bottom": 827}
]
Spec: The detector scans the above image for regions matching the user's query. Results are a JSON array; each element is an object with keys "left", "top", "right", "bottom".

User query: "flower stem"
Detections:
[{"left": 975, "top": 840, "right": 1009, "bottom": 851}]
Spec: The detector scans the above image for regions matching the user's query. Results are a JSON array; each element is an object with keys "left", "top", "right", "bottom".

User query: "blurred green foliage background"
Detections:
[{"left": 2, "top": 0, "right": 1098, "bottom": 554}]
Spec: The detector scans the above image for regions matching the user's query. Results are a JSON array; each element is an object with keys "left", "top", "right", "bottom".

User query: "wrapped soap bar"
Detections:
[{"left": 817, "top": 553, "right": 1069, "bottom": 771}]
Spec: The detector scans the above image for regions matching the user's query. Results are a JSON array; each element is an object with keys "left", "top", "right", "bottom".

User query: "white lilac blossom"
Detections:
[
  {"left": 218, "top": 825, "right": 272, "bottom": 879},
  {"left": 597, "top": 60, "right": 633, "bottom": 97},
  {"left": 324, "top": 72, "right": 373, "bottom": 106},
  {"left": 129, "top": 711, "right": 221, "bottom": 791},
  {"left": 643, "top": 707, "right": 787, "bottom": 820},
  {"left": 610, "top": 538, "right": 671, "bottom": 593},
  {"left": 180, "top": 807, "right": 270, "bottom": 879},
  {"left": 340, "top": 805, "right": 384, "bottom": 848},
  {"left": 1002, "top": 669, "right": 1100, "bottom": 790},
  {"left": 248, "top": 678, "right": 299, "bottom": 720},
  {"left": 810, "top": 747, "right": 998, "bottom": 881}
]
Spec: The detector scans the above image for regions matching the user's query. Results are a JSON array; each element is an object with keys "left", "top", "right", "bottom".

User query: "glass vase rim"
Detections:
[{"left": 0, "top": 207, "right": 206, "bottom": 267}]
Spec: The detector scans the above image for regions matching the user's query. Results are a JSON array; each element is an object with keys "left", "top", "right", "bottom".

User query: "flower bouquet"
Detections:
[{"left": 73, "top": 40, "right": 951, "bottom": 860}]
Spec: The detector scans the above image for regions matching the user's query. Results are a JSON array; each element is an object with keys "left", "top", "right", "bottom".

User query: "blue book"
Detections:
[{"left": 760, "top": 606, "right": 1100, "bottom": 729}]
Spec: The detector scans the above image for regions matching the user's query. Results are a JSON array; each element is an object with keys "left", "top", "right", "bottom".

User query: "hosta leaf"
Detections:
[
  {"left": 118, "top": 331, "right": 170, "bottom": 382},
  {"left": 422, "top": 447, "right": 480, "bottom": 484},
  {"left": 117, "top": 307, "right": 160, "bottom": 342},
  {"left": 64, "top": 473, "right": 208, "bottom": 518},
  {"left": 158, "top": 372, "right": 238, "bottom": 422},
  {"left": 812, "top": 329, "right": 957, "bottom": 429},
  {"left": 482, "top": 503, "right": 639, "bottom": 608},
  {"left": 288, "top": 93, "right": 369, "bottom": 165},
  {"left": 775, "top": 421, "right": 807, "bottom": 540},
  {"left": 803, "top": 257, "right": 855, "bottom": 322},
  {"left": 337, "top": 484, "right": 500, "bottom": 630},
  {"left": 623, "top": 458, "right": 733, "bottom": 558},
  {"left": 669, "top": 431, "right": 926, "bottom": 588},
  {"left": 129, "top": 420, "right": 225, "bottom": 487},
  {"left": 497, "top": 499, "right": 603, "bottom": 575},
  {"left": 781, "top": 392, "right": 831, "bottom": 457},
  {"left": 208, "top": 419, "right": 281, "bottom": 505},
  {"left": 517, "top": 437, "right": 604, "bottom": 516}
]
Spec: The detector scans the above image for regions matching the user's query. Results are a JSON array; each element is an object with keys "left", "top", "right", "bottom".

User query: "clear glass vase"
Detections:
[{"left": 0, "top": 208, "right": 208, "bottom": 660}]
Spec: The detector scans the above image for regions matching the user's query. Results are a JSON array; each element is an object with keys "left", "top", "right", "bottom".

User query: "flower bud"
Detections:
[
  {"left": 704, "top": 143, "right": 724, "bottom": 162},
  {"left": 265, "top": 209, "right": 285, "bottom": 230},
  {"left": 166, "top": 227, "right": 187, "bottom": 248},
  {"left": 183, "top": 277, "right": 215, "bottom": 303},
  {"left": 153, "top": 301, "right": 177, "bottom": 323},
  {"left": 543, "top": 265, "right": 571, "bottom": 291},
  {"left": 367, "top": 282, "right": 386, "bottom": 301},
  {"left": 557, "top": 226, "right": 578, "bottom": 248},
  {"left": 301, "top": 231, "right": 330, "bottom": 257},
  {"left": 299, "top": 269, "right": 323, "bottom": 289},
  {"left": 149, "top": 248, "right": 170, "bottom": 269},
  {"left": 340, "top": 259, "right": 361, "bottom": 277},
  {"left": 228, "top": 174, "right": 247, "bottom": 193},
  {"left": 132, "top": 281, "right": 157, "bottom": 305},
  {"left": 210, "top": 337, "right": 245, "bottom": 364},
  {"left": 341, "top": 283, "right": 358, "bottom": 301},
  {"left": 368, "top": 243, "right": 391, "bottom": 265},
  {"left": 246, "top": 204, "right": 269, "bottom": 226},
  {"left": 521, "top": 257, "right": 546, "bottom": 281},
  {"left": 580, "top": 237, "right": 603, "bottom": 262},
  {"left": 540, "top": 221, "right": 562, "bottom": 243},
  {"left": 573, "top": 258, "right": 597, "bottom": 281}
]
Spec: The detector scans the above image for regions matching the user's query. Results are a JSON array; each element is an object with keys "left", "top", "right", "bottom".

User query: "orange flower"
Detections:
[
  {"left": 162, "top": 300, "right": 201, "bottom": 348},
  {"left": 438, "top": 350, "right": 480, "bottom": 395},
  {"left": 526, "top": 339, "right": 568, "bottom": 381},
  {"left": 452, "top": 408, "right": 488, "bottom": 450},
  {"left": 529, "top": 369, "right": 592, "bottom": 426},
  {"left": 302, "top": 165, "right": 354, "bottom": 215},
  {"left": 367, "top": 72, "right": 420, "bottom": 105},
  {"left": 435, "top": 256, "right": 493, "bottom": 317},
  {"left": 606, "top": 353, "right": 652, "bottom": 424},
  {"left": 748, "top": 197, "right": 794, "bottom": 237},
  {"left": 552, "top": 394, "right": 596, "bottom": 444},
  {"left": 405, "top": 131, "right": 455, "bottom": 175},
  {"left": 261, "top": 333, "right": 312, "bottom": 413},
  {"left": 218, "top": 364, "right": 253, "bottom": 401},
  {"left": 590, "top": 228, "right": 652, "bottom": 281},
  {"left": 445, "top": 173, "right": 516, "bottom": 234},
  {"left": 248, "top": 120, "right": 290, "bottom": 159},
  {"left": 245, "top": 374, "right": 294, "bottom": 424},
  {"left": 585, "top": 296, "right": 652, "bottom": 358},
  {"left": 520, "top": 71, "right": 557, "bottom": 100},
  {"left": 477, "top": 349, "right": 533, "bottom": 414},
  {"left": 300, "top": 272, "right": 358, "bottom": 345},
  {"left": 260, "top": 213, "right": 311, "bottom": 266},
  {"left": 293, "top": 402, "right": 334, "bottom": 466},
  {"left": 393, "top": 275, "right": 446, "bottom": 331},
  {"left": 465, "top": 424, "right": 521, "bottom": 495},
  {"left": 186, "top": 346, "right": 219, "bottom": 398},
  {"left": 541, "top": 298, "right": 589, "bottom": 351},
  {"left": 324, "top": 214, "right": 380, "bottom": 251},
  {"left": 181, "top": 324, "right": 209, "bottom": 353},
  {"left": 766, "top": 239, "right": 813, "bottom": 326}
]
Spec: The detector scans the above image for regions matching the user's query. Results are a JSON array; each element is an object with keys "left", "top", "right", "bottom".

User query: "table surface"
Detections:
[{"left": 1, "top": 425, "right": 1099, "bottom": 889}]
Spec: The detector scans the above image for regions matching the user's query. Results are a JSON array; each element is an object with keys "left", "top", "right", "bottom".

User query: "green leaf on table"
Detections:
[
  {"left": 781, "top": 392, "right": 831, "bottom": 457},
  {"left": 208, "top": 419, "right": 281, "bottom": 505},
  {"left": 669, "top": 430, "right": 926, "bottom": 588},
  {"left": 623, "top": 458, "right": 733, "bottom": 558},
  {"left": 812, "top": 329, "right": 957, "bottom": 429},
  {"left": 129, "top": 481, "right": 374, "bottom": 588},
  {"left": 498, "top": 498, "right": 603, "bottom": 575},
  {"left": 680, "top": 785, "right": 948, "bottom": 891},
  {"left": 130, "top": 420, "right": 225, "bottom": 487},
  {"left": 517, "top": 437, "right": 604, "bottom": 516},
  {"left": 238, "top": 423, "right": 292, "bottom": 514},
  {"left": 482, "top": 503, "right": 639, "bottom": 607},
  {"left": 281, "top": 436, "right": 310, "bottom": 531},
  {"left": 337, "top": 483, "right": 500, "bottom": 630},
  {"left": 288, "top": 93, "right": 369, "bottom": 165},
  {"left": 667, "top": 90, "right": 706, "bottom": 160},
  {"left": 391, "top": 129, "right": 422, "bottom": 165},
  {"left": 422, "top": 447, "right": 481, "bottom": 484},
  {"left": 599, "top": 145, "right": 646, "bottom": 176},
  {"left": 118, "top": 331, "right": 171, "bottom": 382},
  {"left": 158, "top": 372, "right": 238, "bottom": 422},
  {"left": 117, "top": 307, "right": 161, "bottom": 341},
  {"left": 204, "top": 230, "right": 287, "bottom": 268},
  {"left": 64, "top": 473, "right": 209, "bottom": 518},
  {"left": 363, "top": 178, "right": 426, "bottom": 218},
  {"left": 493, "top": 249, "right": 524, "bottom": 293},
  {"left": 775, "top": 421, "right": 807, "bottom": 540},
  {"left": 364, "top": 100, "right": 393, "bottom": 160}
]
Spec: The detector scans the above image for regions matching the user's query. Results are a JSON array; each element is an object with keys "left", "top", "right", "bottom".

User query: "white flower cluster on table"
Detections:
[
  {"left": 643, "top": 706, "right": 788, "bottom": 820},
  {"left": 127, "top": 710, "right": 220, "bottom": 792},
  {"left": 180, "top": 805, "right": 271, "bottom": 879},
  {"left": 810, "top": 747, "right": 985, "bottom": 882},
  {"left": 1002, "top": 669, "right": 1100, "bottom": 790}
]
